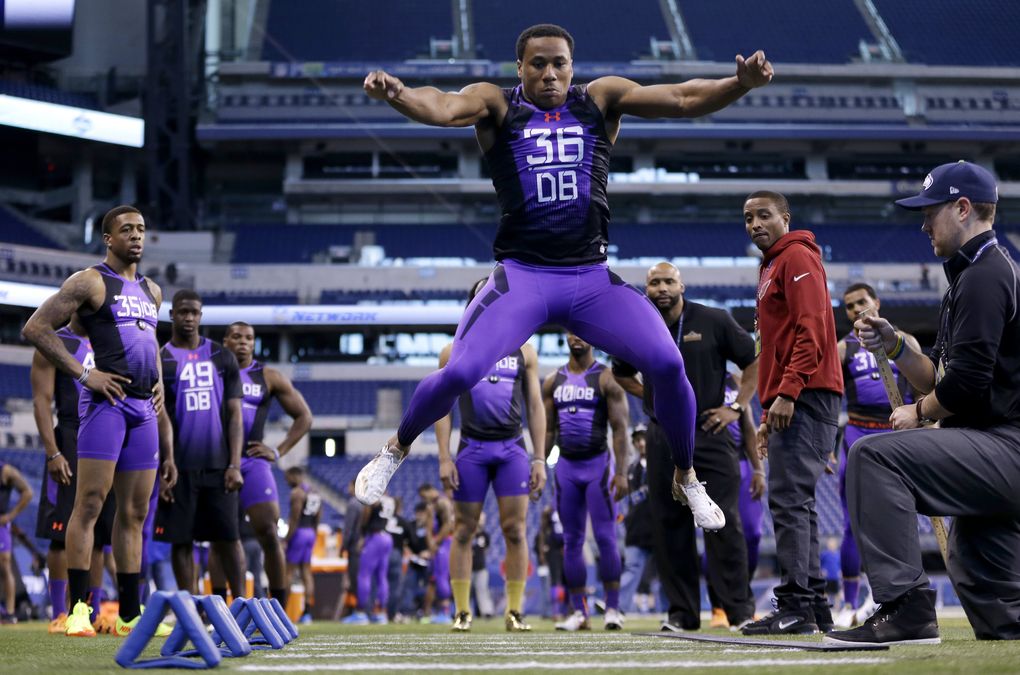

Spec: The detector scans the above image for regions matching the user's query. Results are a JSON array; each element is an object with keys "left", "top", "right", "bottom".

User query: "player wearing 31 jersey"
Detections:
[
  {"left": 436, "top": 279, "right": 546, "bottom": 633},
  {"left": 222, "top": 321, "right": 312, "bottom": 607},
  {"left": 355, "top": 25, "right": 773, "bottom": 530},
  {"left": 22, "top": 205, "right": 176, "bottom": 638},
  {"left": 834, "top": 284, "right": 919, "bottom": 624},
  {"left": 31, "top": 316, "right": 119, "bottom": 633},
  {"left": 544, "top": 333, "right": 630, "bottom": 631},
  {"left": 155, "top": 290, "right": 246, "bottom": 601},
  {"left": 284, "top": 467, "right": 320, "bottom": 623}
]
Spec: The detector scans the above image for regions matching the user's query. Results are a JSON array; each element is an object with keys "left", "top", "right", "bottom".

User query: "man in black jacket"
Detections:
[
  {"left": 829, "top": 161, "right": 1020, "bottom": 645},
  {"left": 614, "top": 263, "right": 758, "bottom": 631}
]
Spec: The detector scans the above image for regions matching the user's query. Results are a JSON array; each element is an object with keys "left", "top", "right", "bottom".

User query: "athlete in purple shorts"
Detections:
[
  {"left": 23, "top": 205, "right": 177, "bottom": 637},
  {"left": 544, "top": 334, "right": 630, "bottom": 631},
  {"left": 30, "top": 315, "right": 120, "bottom": 632},
  {"left": 834, "top": 284, "right": 918, "bottom": 627},
  {"left": 435, "top": 278, "right": 546, "bottom": 632},
  {"left": 223, "top": 322, "right": 312, "bottom": 607},
  {"left": 0, "top": 462, "right": 32, "bottom": 621},
  {"left": 284, "top": 467, "right": 320, "bottom": 622},
  {"left": 355, "top": 24, "right": 774, "bottom": 528},
  {"left": 155, "top": 290, "right": 246, "bottom": 603}
]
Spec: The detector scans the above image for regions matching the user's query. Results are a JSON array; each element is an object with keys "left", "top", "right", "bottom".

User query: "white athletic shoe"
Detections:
[
  {"left": 673, "top": 478, "right": 726, "bottom": 530},
  {"left": 834, "top": 606, "right": 857, "bottom": 629},
  {"left": 603, "top": 608, "right": 624, "bottom": 631},
  {"left": 854, "top": 593, "right": 880, "bottom": 625},
  {"left": 355, "top": 444, "right": 407, "bottom": 505},
  {"left": 554, "top": 610, "right": 591, "bottom": 632}
]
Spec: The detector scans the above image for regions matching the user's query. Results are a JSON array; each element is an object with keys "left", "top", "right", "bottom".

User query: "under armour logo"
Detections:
[{"left": 544, "top": 112, "right": 561, "bottom": 122}]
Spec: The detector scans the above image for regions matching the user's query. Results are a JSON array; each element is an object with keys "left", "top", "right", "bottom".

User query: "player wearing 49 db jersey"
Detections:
[
  {"left": 355, "top": 24, "right": 773, "bottom": 533},
  {"left": 155, "top": 290, "right": 245, "bottom": 602}
]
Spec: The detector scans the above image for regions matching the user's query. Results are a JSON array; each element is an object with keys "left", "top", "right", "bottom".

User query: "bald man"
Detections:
[{"left": 613, "top": 263, "right": 759, "bottom": 631}]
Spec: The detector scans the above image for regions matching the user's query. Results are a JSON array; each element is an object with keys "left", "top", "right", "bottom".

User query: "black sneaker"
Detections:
[
  {"left": 660, "top": 613, "right": 700, "bottom": 632},
  {"left": 813, "top": 598, "right": 835, "bottom": 633},
  {"left": 740, "top": 599, "right": 819, "bottom": 635},
  {"left": 824, "top": 588, "right": 940, "bottom": 646}
]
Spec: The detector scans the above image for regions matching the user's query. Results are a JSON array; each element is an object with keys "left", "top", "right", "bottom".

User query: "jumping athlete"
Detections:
[{"left": 355, "top": 24, "right": 773, "bottom": 532}]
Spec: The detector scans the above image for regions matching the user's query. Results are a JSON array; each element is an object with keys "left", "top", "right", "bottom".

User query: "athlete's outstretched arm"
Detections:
[
  {"left": 521, "top": 344, "right": 547, "bottom": 499},
  {"left": 433, "top": 345, "right": 459, "bottom": 492},
  {"left": 364, "top": 70, "right": 501, "bottom": 127},
  {"left": 264, "top": 367, "right": 313, "bottom": 458},
  {"left": 592, "top": 50, "right": 773, "bottom": 119},
  {"left": 30, "top": 351, "right": 72, "bottom": 485},
  {"left": 601, "top": 370, "right": 631, "bottom": 500}
]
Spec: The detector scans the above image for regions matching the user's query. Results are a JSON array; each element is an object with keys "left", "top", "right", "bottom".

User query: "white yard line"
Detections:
[{"left": 239, "top": 657, "right": 891, "bottom": 671}]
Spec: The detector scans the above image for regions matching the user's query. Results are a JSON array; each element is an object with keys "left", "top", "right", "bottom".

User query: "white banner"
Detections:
[
  {"left": 0, "top": 280, "right": 464, "bottom": 326},
  {"left": 0, "top": 95, "right": 144, "bottom": 147}
]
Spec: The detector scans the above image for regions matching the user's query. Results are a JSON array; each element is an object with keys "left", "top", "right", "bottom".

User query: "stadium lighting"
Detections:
[
  {"left": 324, "top": 438, "right": 336, "bottom": 458},
  {"left": 0, "top": 94, "right": 144, "bottom": 147}
]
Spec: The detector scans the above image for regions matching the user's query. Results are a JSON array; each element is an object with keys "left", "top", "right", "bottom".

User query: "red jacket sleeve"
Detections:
[{"left": 778, "top": 247, "right": 831, "bottom": 401}]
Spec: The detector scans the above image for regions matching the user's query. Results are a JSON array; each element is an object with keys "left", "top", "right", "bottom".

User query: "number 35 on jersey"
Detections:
[{"left": 525, "top": 126, "right": 584, "bottom": 203}]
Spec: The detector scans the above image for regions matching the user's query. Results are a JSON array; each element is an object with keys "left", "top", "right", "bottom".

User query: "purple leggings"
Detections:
[
  {"left": 397, "top": 261, "right": 697, "bottom": 468},
  {"left": 358, "top": 531, "right": 394, "bottom": 610},
  {"left": 431, "top": 538, "right": 452, "bottom": 600},
  {"left": 738, "top": 459, "right": 764, "bottom": 576},
  {"left": 555, "top": 454, "right": 622, "bottom": 590}
]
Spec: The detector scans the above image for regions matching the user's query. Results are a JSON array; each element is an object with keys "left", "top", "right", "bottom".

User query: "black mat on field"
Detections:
[{"left": 635, "top": 631, "right": 890, "bottom": 652}]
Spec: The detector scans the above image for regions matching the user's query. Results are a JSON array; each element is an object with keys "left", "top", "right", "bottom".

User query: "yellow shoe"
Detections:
[
  {"left": 452, "top": 611, "right": 472, "bottom": 632},
  {"left": 48, "top": 613, "right": 67, "bottom": 634},
  {"left": 115, "top": 606, "right": 173, "bottom": 638},
  {"left": 505, "top": 610, "right": 532, "bottom": 632},
  {"left": 93, "top": 613, "right": 117, "bottom": 634},
  {"left": 65, "top": 602, "right": 96, "bottom": 637},
  {"left": 710, "top": 607, "right": 729, "bottom": 629}
]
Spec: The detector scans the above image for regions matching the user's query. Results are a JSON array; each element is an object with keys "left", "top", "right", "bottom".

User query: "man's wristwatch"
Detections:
[{"left": 728, "top": 402, "right": 744, "bottom": 415}]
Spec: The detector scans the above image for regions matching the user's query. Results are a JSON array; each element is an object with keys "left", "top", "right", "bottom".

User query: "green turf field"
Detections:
[{"left": 1, "top": 616, "right": 1017, "bottom": 673}]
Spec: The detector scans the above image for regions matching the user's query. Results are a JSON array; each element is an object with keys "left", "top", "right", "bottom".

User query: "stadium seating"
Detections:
[
  {"left": 0, "top": 207, "right": 64, "bottom": 250},
  {"left": 472, "top": 0, "right": 668, "bottom": 62},
  {"left": 0, "top": 364, "right": 33, "bottom": 401},
  {"left": 262, "top": 1, "right": 454, "bottom": 62},
  {"left": 201, "top": 290, "right": 300, "bottom": 306},
  {"left": 291, "top": 380, "right": 419, "bottom": 416},
  {"left": 0, "top": 80, "right": 100, "bottom": 110},
  {"left": 874, "top": 0, "right": 1020, "bottom": 67},
  {"left": 680, "top": 0, "right": 871, "bottom": 64}
]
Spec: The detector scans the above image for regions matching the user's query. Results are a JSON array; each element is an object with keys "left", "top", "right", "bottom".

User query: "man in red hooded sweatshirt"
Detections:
[{"left": 740, "top": 190, "right": 844, "bottom": 636}]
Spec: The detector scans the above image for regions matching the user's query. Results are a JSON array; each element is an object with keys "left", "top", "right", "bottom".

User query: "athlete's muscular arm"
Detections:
[
  {"left": 434, "top": 345, "right": 459, "bottom": 492},
  {"left": 150, "top": 283, "right": 165, "bottom": 415},
  {"left": 590, "top": 51, "right": 772, "bottom": 120},
  {"left": 255, "top": 367, "right": 313, "bottom": 461},
  {"left": 522, "top": 344, "right": 547, "bottom": 499},
  {"left": 224, "top": 398, "right": 244, "bottom": 492},
  {"left": 602, "top": 370, "right": 631, "bottom": 500},
  {"left": 740, "top": 407, "right": 766, "bottom": 499},
  {"left": 540, "top": 373, "right": 559, "bottom": 459},
  {"left": 0, "top": 466, "right": 31, "bottom": 526},
  {"left": 855, "top": 316, "right": 936, "bottom": 393},
  {"left": 612, "top": 372, "right": 644, "bottom": 399},
  {"left": 157, "top": 410, "right": 178, "bottom": 500},
  {"left": 30, "top": 351, "right": 72, "bottom": 485},
  {"left": 364, "top": 71, "right": 503, "bottom": 128},
  {"left": 434, "top": 497, "right": 455, "bottom": 541},
  {"left": 22, "top": 270, "right": 130, "bottom": 404},
  {"left": 286, "top": 487, "right": 303, "bottom": 546}
]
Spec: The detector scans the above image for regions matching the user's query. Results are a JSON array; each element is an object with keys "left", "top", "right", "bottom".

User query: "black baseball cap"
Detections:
[{"left": 895, "top": 160, "right": 998, "bottom": 211}]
